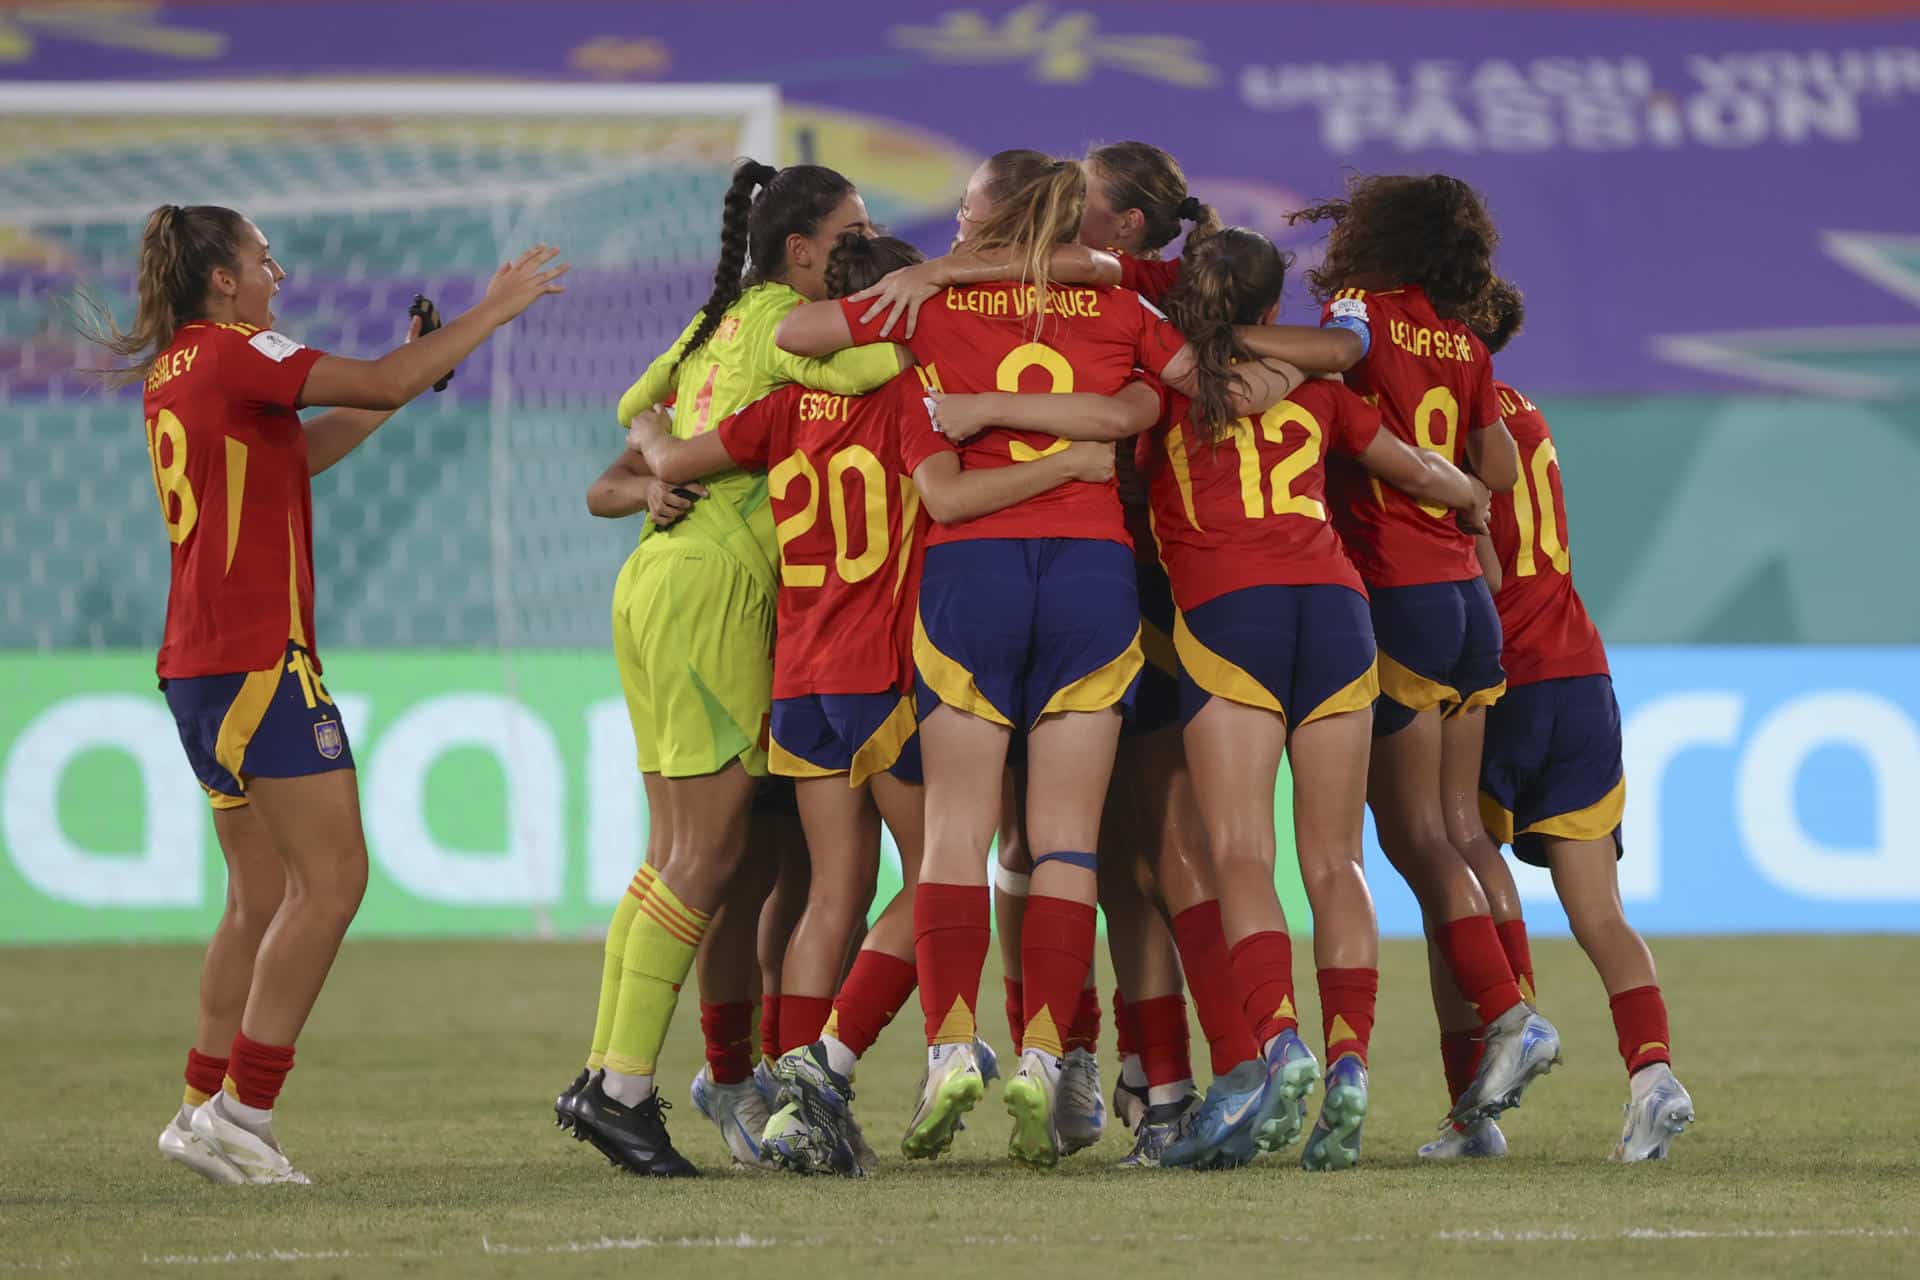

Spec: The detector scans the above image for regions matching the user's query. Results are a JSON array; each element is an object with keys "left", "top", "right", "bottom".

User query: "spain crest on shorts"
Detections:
[{"left": 314, "top": 719, "right": 345, "bottom": 760}]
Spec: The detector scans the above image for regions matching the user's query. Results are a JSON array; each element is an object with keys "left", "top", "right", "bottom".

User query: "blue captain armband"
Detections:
[{"left": 1324, "top": 295, "right": 1371, "bottom": 357}]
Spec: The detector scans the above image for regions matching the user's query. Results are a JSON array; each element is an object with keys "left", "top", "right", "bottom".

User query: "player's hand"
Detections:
[
  {"left": 482, "top": 245, "right": 570, "bottom": 323},
  {"left": 404, "top": 314, "right": 424, "bottom": 343},
  {"left": 1457, "top": 478, "right": 1492, "bottom": 535},
  {"left": 849, "top": 261, "right": 947, "bottom": 338},
  {"left": 925, "top": 389, "right": 995, "bottom": 444},
  {"left": 646, "top": 477, "right": 704, "bottom": 527},
  {"left": 625, "top": 408, "right": 670, "bottom": 457},
  {"left": 1063, "top": 440, "right": 1116, "bottom": 484}
]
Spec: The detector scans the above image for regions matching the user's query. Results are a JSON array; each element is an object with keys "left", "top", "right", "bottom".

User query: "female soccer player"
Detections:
[
  {"left": 561, "top": 160, "right": 906, "bottom": 1178},
  {"left": 633, "top": 233, "right": 1126, "bottom": 1175},
  {"left": 1418, "top": 283, "right": 1693, "bottom": 1162},
  {"left": 83, "top": 204, "right": 564, "bottom": 1184},
  {"left": 1281, "top": 174, "right": 1560, "bottom": 1128},
  {"left": 777, "top": 157, "right": 1248, "bottom": 1170}
]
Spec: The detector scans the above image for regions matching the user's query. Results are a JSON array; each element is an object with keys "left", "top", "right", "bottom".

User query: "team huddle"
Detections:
[{"left": 108, "top": 141, "right": 1693, "bottom": 1187}]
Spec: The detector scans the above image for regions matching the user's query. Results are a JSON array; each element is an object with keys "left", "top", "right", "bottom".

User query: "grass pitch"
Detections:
[{"left": 1, "top": 936, "right": 1915, "bottom": 1277}]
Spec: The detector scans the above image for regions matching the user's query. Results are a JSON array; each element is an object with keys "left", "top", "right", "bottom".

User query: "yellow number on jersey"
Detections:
[
  {"left": 771, "top": 445, "right": 903, "bottom": 588},
  {"left": 997, "top": 342, "right": 1073, "bottom": 461},
  {"left": 1410, "top": 385, "right": 1460, "bottom": 517},
  {"left": 769, "top": 450, "right": 827, "bottom": 587},
  {"left": 145, "top": 410, "right": 200, "bottom": 544},
  {"left": 1226, "top": 401, "right": 1328, "bottom": 521},
  {"left": 1510, "top": 438, "right": 1570, "bottom": 578}
]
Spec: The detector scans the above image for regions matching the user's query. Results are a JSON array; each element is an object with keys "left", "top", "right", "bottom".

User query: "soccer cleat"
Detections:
[
  {"left": 760, "top": 1102, "right": 818, "bottom": 1174},
  {"left": 1418, "top": 1117, "right": 1508, "bottom": 1159},
  {"left": 752, "top": 1058, "right": 780, "bottom": 1112},
  {"left": 901, "top": 1041, "right": 985, "bottom": 1160},
  {"left": 1612, "top": 1064, "right": 1695, "bottom": 1163},
  {"left": 1250, "top": 1029, "right": 1319, "bottom": 1155},
  {"left": 1451, "top": 1004, "right": 1562, "bottom": 1126},
  {"left": 573, "top": 1076, "right": 699, "bottom": 1177},
  {"left": 188, "top": 1094, "right": 312, "bottom": 1185},
  {"left": 1113, "top": 1075, "right": 1150, "bottom": 1134},
  {"left": 1002, "top": 1049, "right": 1064, "bottom": 1169},
  {"left": 975, "top": 1037, "right": 1001, "bottom": 1085},
  {"left": 158, "top": 1104, "right": 244, "bottom": 1184},
  {"left": 1300, "top": 1054, "right": 1369, "bottom": 1172},
  {"left": 690, "top": 1065, "right": 776, "bottom": 1170},
  {"left": 554, "top": 1069, "right": 590, "bottom": 1132},
  {"left": 768, "top": 1045, "right": 865, "bottom": 1177},
  {"left": 1160, "top": 1058, "right": 1265, "bottom": 1170},
  {"left": 1055, "top": 1047, "right": 1106, "bottom": 1155},
  {"left": 1118, "top": 1092, "right": 1199, "bottom": 1169}
]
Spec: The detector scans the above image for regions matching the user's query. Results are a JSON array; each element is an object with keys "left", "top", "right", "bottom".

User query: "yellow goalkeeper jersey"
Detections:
[{"left": 616, "top": 282, "right": 900, "bottom": 597}]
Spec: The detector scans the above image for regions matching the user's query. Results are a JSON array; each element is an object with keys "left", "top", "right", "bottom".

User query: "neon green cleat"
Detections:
[
  {"left": 901, "top": 1042, "right": 985, "bottom": 1160},
  {"left": 1003, "top": 1050, "right": 1063, "bottom": 1170}
]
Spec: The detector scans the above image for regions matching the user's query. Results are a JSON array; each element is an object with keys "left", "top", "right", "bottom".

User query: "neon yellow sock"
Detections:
[
  {"left": 603, "top": 876, "right": 711, "bottom": 1079},
  {"left": 587, "top": 865, "right": 657, "bottom": 1070}
]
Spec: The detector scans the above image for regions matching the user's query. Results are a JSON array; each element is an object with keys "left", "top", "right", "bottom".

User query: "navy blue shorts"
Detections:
[
  {"left": 914, "top": 538, "right": 1142, "bottom": 731},
  {"left": 1175, "top": 584, "right": 1378, "bottom": 728},
  {"left": 1129, "top": 553, "right": 1181, "bottom": 737},
  {"left": 1370, "top": 578, "right": 1506, "bottom": 737},
  {"left": 161, "top": 641, "right": 353, "bottom": 808},
  {"left": 770, "top": 692, "right": 923, "bottom": 786},
  {"left": 1479, "top": 674, "right": 1625, "bottom": 868}
]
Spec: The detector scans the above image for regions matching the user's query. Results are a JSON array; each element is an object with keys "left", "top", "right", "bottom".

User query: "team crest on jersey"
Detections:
[{"left": 313, "top": 719, "right": 345, "bottom": 760}]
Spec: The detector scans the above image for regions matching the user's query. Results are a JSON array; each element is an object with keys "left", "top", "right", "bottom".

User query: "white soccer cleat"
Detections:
[
  {"left": 689, "top": 1065, "right": 777, "bottom": 1170},
  {"left": 188, "top": 1094, "right": 311, "bottom": 1185},
  {"left": 1612, "top": 1063, "right": 1695, "bottom": 1162},
  {"left": 1418, "top": 1116, "right": 1509, "bottom": 1159},
  {"left": 1003, "top": 1049, "right": 1065, "bottom": 1169},
  {"left": 1055, "top": 1047, "right": 1106, "bottom": 1155},
  {"left": 158, "top": 1104, "right": 244, "bottom": 1184},
  {"left": 1451, "top": 1004, "right": 1561, "bottom": 1125},
  {"left": 901, "top": 1041, "right": 985, "bottom": 1160}
]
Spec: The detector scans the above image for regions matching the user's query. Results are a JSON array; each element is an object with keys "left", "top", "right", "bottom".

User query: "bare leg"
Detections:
[
  {"left": 993, "top": 768, "right": 1030, "bottom": 981},
  {"left": 196, "top": 805, "right": 287, "bottom": 1057},
  {"left": 1441, "top": 708, "right": 1523, "bottom": 924},
  {"left": 1549, "top": 837, "right": 1657, "bottom": 996},
  {"left": 1182, "top": 699, "right": 1289, "bottom": 947},
  {"left": 1286, "top": 709, "right": 1378, "bottom": 974},
  {"left": 865, "top": 773, "right": 926, "bottom": 961},
  {"left": 784, "top": 778, "right": 881, "bottom": 999}
]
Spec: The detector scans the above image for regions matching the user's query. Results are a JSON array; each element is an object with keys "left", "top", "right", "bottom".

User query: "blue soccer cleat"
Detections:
[
  {"left": 1249, "top": 1029, "right": 1319, "bottom": 1155},
  {"left": 1160, "top": 1058, "right": 1265, "bottom": 1169},
  {"left": 1300, "top": 1054, "right": 1368, "bottom": 1172}
]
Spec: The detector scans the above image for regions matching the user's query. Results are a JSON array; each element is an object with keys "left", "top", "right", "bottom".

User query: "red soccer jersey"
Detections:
[
  {"left": 1485, "top": 381, "right": 1608, "bottom": 686},
  {"left": 144, "top": 321, "right": 327, "bottom": 678},
  {"left": 1320, "top": 285, "right": 1499, "bottom": 588},
  {"left": 718, "top": 372, "right": 933, "bottom": 697},
  {"left": 1143, "top": 378, "right": 1380, "bottom": 610},
  {"left": 1116, "top": 253, "right": 1180, "bottom": 306},
  {"left": 840, "top": 282, "right": 1185, "bottom": 547}
]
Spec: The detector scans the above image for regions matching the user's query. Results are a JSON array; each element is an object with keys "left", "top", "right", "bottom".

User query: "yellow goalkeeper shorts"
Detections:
[{"left": 611, "top": 538, "right": 773, "bottom": 779}]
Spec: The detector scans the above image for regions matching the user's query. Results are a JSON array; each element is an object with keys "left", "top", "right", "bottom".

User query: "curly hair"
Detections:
[
  {"left": 1290, "top": 173, "right": 1499, "bottom": 323},
  {"left": 1470, "top": 276, "right": 1526, "bottom": 355}
]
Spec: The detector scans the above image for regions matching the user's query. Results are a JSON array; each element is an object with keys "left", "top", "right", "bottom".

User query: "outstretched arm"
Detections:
[
  {"left": 303, "top": 314, "right": 427, "bottom": 474},
  {"left": 1358, "top": 430, "right": 1489, "bottom": 527},
  {"left": 585, "top": 445, "right": 704, "bottom": 524},
  {"left": 847, "top": 244, "right": 1123, "bottom": 338},
  {"left": 299, "top": 246, "right": 568, "bottom": 410},
  {"left": 625, "top": 409, "right": 737, "bottom": 484},
  {"left": 911, "top": 441, "right": 1114, "bottom": 525},
  {"left": 926, "top": 381, "right": 1162, "bottom": 444},
  {"left": 1235, "top": 324, "right": 1364, "bottom": 375}
]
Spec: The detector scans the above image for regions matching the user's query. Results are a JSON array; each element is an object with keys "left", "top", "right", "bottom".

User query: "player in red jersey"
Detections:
[
  {"left": 80, "top": 205, "right": 564, "bottom": 1184},
  {"left": 776, "top": 157, "right": 1231, "bottom": 1169},
  {"left": 1417, "top": 283, "right": 1694, "bottom": 1163},
  {"left": 626, "top": 234, "right": 1118, "bottom": 1174},
  {"left": 1271, "top": 175, "right": 1562, "bottom": 1131}
]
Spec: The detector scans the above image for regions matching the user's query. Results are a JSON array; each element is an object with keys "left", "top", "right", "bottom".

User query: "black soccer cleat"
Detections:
[
  {"left": 554, "top": 1069, "right": 590, "bottom": 1131},
  {"left": 572, "top": 1077, "right": 700, "bottom": 1178}
]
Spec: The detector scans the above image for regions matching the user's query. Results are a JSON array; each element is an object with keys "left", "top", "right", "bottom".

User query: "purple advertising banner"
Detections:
[{"left": 3, "top": 1, "right": 1918, "bottom": 394}]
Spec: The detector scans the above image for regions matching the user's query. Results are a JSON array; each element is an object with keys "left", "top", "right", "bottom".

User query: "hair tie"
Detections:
[{"left": 1177, "top": 195, "right": 1204, "bottom": 221}]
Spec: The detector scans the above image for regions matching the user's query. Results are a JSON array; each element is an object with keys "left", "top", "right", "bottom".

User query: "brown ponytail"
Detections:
[
  {"left": 964, "top": 158, "right": 1086, "bottom": 328},
  {"left": 1088, "top": 141, "right": 1218, "bottom": 255},
  {"left": 77, "top": 203, "right": 248, "bottom": 389},
  {"left": 1162, "top": 228, "right": 1290, "bottom": 440}
]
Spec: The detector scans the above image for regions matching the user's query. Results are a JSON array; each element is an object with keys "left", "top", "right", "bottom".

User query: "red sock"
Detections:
[
  {"left": 1439, "top": 1029, "right": 1484, "bottom": 1105},
  {"left": 225, "top": 1032, "right": 295, "bottom": 1111},
  {"left": 827, "top": 951, "right": 917, "bottom": 1058},
  {"left": 1609, "top": 985, "right": 1672, "bottom": 1075},
  {"left": 1134, "top": 994, "right": 1192, "bottom": 1087},
  {"left": 1064, "top": 985, "right": 1101, "bottom": 1054},
  {"left": 1003, "top": 977, "right": 1026, "bottom": 1053},
  {"left": 778, "top": 994, "right": 833, "bottom": 1055},
  {"left": 1496, "top": 919, "right": 1536, "bottom": 1004},
  {"left": 1434, "top": 916, "right": 1524, "bottom": 1024},
  {"left": 1020, "top": 896, "right": 1097, "bottom": 1059},
  {"left": 1114, "top": 988, "right": 1144, "bottom": 1061},
  {"left": 759, "top": 993, "right": 779, "bottom": 1064},
  {"left": 1171, "top": 901, "right": 1260, "bottom": 1074},
  {"left": 915, "top": 883, "right": 991, "bottom": 1045},
  {"left": 700, "top": 1001, "right": 755, "bottom": 1085},
  {"left": 183, "top": 1049, "right": 227, "bottom": 1102},
  {"left": 1317, "top": 966, "right": 1377, "bottom": 1066},
  {"left": 1228, "top": 930, "right": 1298, "bottom": 1047}
]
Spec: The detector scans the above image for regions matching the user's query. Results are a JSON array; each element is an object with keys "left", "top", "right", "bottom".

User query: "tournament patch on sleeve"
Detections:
[
  {"left": 1323, "top": 296, "right": 1371, "bottom": 356},
  {"left": 248, "top": 330, "right": 306, "bottom": 363}
]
